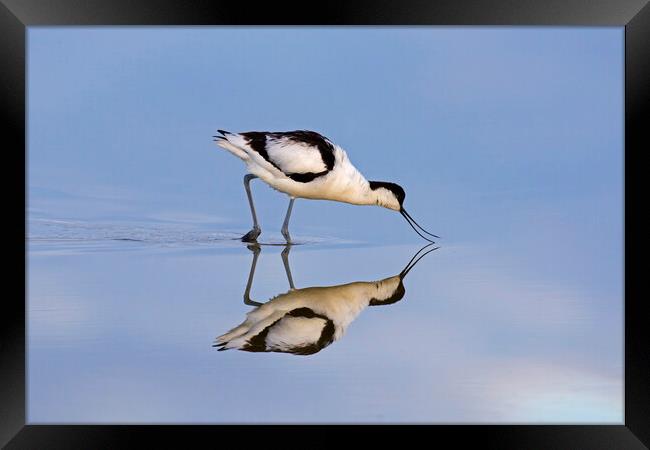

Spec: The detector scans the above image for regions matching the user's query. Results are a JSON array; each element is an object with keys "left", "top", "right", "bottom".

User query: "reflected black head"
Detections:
[
  {"left": 368, "top": 281, "right": 406, "bottom": 306},
  {"left": 369, "top": 181, "right": 406, "bottom": 208}
]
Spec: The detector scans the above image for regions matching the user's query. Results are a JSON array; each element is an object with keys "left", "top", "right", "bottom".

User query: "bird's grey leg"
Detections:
[
  {"left": 281, "top": 245, "right": 296, "bottom": 290},
  {"left": 243, "top": 244, "right": 263, "bottom": 307},
  {"left": 242, "top": 174, "right": 261, "bottom": 242},
  {"left": 281, "top": 197, "right": 295, "bottom": 244}
]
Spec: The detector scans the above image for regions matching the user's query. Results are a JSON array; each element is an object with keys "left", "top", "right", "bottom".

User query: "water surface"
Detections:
[{"left": 27, "top": 221, "right": 622, "bottom": 423}]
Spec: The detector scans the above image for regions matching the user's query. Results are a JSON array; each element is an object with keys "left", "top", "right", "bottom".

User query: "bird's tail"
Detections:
[
  {"left": 212, "top": 129, "right": 249, "bottom": 160},
  {"left": 212, "top": 129, "right": 231, "bottom": 144}
]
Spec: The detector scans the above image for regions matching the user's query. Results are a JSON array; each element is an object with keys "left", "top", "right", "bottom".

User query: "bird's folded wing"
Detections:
[{"left": 265, "top": 136, "right": 330, "bottom": 175}]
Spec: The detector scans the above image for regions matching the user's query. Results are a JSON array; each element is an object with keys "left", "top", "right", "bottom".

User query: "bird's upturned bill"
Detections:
[{"left": 400, "top": 208, "right": 440, "bottom": 242}]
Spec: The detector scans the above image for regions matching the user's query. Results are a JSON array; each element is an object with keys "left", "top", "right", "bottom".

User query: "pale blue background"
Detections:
[
  {"left": 28, "top": 27, "right": 623, "bottom": 246},
  {"left": 27, "top": 27, "right": 623, "bottom": 423}
]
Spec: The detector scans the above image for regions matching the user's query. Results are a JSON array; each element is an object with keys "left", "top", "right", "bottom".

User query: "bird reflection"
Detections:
[{"left": 214, "top": 243, "right": 438, "bottom": 355}]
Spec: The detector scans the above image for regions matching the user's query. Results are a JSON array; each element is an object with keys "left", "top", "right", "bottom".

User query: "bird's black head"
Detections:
[
  {"left": 369, "top": 181, "right": 405, "bottom": 211},
  {"left": 368, "top": 277, "right": 406, "bottom": 306},
  {"left": 369, "top": 243, "right": 439, "bottom": 307},
  {"left": 370, "top": 182, "right": 440, "bottom": 242}
]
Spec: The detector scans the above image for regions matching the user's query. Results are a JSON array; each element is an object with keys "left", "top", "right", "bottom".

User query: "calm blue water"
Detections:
[
  {"left": 27, "top": 219, "right": 622, "bottom": 423},
  {"left": 27, "top": 27, "right": 623, "bottom": 423}
]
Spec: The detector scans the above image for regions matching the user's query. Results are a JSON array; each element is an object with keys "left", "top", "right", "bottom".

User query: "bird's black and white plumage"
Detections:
[
  {"left": 213, "top": 129, "right": 439, "bottom": 243},
  {"left": 226, "top": 130, "right": 335, "bottom": 183},
  {"left": 213, "top": 279, "right": 403, "bottom": 355},
  {"left": 215, "top": 129, "right": 402, "bottom": 208},
  {"left": 213, "top": 243, "right": 438, "bottom": 355}
]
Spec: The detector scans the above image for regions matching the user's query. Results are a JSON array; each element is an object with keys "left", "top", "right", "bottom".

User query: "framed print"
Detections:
[{"left": 3, "top": 0, "right": 648, "bottom": 447}]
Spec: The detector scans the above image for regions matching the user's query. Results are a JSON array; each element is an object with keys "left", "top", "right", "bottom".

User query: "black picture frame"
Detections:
[{"left": 4, "top": 1, "right": 647, "bottom": 448}]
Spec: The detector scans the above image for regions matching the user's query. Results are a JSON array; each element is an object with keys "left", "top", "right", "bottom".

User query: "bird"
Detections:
[
  {"left": 213, "top": 129, "right": 439, "bottom": 244},
  {"left": 213, "top": 242, "right": 438, "bottom": 355}
]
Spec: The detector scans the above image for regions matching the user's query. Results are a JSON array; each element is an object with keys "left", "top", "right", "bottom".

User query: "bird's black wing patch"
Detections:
[
  {"left": 241, "top": 316, "right": 283, "bottom": 353},
  {"left": 240, "top": 131, "right": 284, "bottom": 172},
  {"left": 287, "top": 171, "right": 329, "bottom": 183}
]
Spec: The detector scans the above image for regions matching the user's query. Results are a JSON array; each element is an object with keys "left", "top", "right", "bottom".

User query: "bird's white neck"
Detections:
[
  {"left": 316, "top": 149, "right": 401, "bottom": 210},
  {"left": 344, "top": 180, "right": 400, "bottom": 211},
  {"left": 331, "top": 179, "right": 399, "bottom": 210}
]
